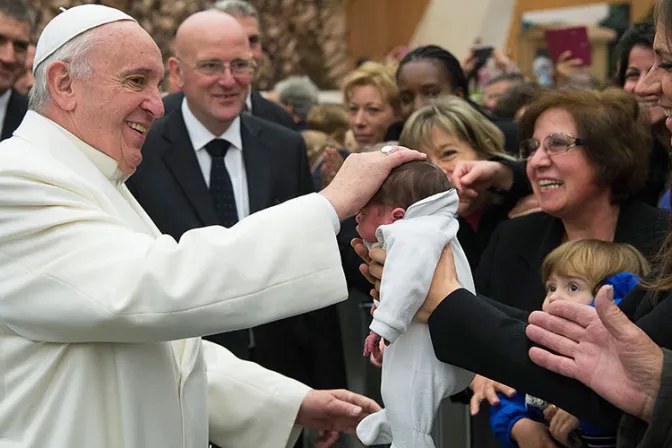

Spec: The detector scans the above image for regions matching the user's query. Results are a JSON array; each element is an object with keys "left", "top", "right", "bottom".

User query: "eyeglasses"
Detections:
[
  {"left": 179, "top": 58, "right": 257, "bottom": 77},
  {"left": 519, "top": 133, "right": 586, "bottom": 160}
]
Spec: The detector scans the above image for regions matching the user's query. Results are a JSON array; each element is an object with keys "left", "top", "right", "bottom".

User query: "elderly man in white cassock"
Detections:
[{"left": 0, "top": 5, "right": 426, "bottom": 448}]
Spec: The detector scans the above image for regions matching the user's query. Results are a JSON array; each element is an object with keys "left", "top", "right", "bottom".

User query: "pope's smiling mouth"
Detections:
[{"left": 126, "top": 121, "right": 147, "bottom": 135}]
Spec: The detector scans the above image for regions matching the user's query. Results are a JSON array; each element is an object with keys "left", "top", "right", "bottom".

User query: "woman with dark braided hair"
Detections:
[{"left": 384, "top": 45, "right": 520, "bottom": 156}]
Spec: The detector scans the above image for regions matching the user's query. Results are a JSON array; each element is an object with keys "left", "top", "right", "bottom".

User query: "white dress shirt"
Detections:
[
  {"left": 182, "top": 99, "right": 250, "bottom": 220},
  {"left": 245, "top": 89, "right": 252, "bottom": 113},
  {"left": 0, "top": 89, "right": 12, "bottom": 133}
]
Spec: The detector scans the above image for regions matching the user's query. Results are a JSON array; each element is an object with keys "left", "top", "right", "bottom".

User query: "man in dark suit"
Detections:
[
  {"left": 0, "top": 0, "right": 31, "bottom": 140},
  {"left": 162, "top": 0, "right": 297, "bottom": 131},
  {"left": 128, "top": 10, "right": 346, "bottom": 401}
]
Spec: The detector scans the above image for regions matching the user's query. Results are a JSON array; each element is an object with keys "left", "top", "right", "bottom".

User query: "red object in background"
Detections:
[{"left": 544, "top": 26, "right": 592, "bottom": 66}]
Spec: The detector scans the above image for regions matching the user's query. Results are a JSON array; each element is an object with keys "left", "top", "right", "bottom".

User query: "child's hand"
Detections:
[
  {"left": 548, "top": 408, "right": 580, "bottom": 446},
  {"left": 469, "top": 375, "right": 516, "bottom": 415},
  {"left": 363, "top": 332, "right": 382, "bottom": 358}
]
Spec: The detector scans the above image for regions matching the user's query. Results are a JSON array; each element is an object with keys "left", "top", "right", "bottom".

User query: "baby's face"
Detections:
[
  {"left": 355, "top": 204, "right": 401, "bottom": 244},
  {"left": 542, "top": 274, "right": 594, "bottom": 312}
]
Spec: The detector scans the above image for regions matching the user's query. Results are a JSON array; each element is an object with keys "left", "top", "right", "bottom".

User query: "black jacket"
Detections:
[
  {"left": 428, "top": 283, "right": 672, "bottom": 432},
  {"left": 1, "top": 89, "right": 28, "bottom": 141},
  {"left": 162, "top": 91, "right": 299, "bottom": 131},
  {"left": 127, "top": 108, "right": 346, "bottom": 389},
  {"left": 475, "top": 200, "right": 670, "bottom": 313}
]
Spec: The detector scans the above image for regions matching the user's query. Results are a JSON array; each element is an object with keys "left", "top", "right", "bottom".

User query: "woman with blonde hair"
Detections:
[
  {"left": 342, "top": 61, "right": 401, "bottom": 151},
  {"left": 316, "top": 62, "right": 402, "bottom": 189},
  {"left": 399, "top": 95, "right": 515, "bottom": 269}
]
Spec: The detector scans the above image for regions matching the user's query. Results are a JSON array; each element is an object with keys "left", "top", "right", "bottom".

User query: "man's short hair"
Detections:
[
  {"left": 486, "top": 72, "right": 524, "bottom": 87},
  {"left": 493, "top": 82, "right": 545, "bottom": 120},
  {"left": 0, "top": 0, "right": 33, "bottom": 30},
  {"left": 274, "top": 75, "right": 319, "bottom": 120},
  {"left": 210, "top": 0, "right": 258, "bottom": 19},
  {"left": 369, "top": 160, "right": 452, "bottom": 210}
]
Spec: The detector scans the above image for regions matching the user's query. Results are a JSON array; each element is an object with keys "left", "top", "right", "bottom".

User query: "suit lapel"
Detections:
[
  {"left": 2, "top": 90, "right": 27, "bottom": 141},
  {"left": 161, "top": 109, "right": 219, "bottom": 226},
  {"left": 241, "top": 115, "right": 271, "bottom": 214}
]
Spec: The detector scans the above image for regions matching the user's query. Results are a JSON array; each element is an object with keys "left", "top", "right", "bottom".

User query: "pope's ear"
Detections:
[{"left": 45, "top": 61, "right": 77, "bottom": 111}]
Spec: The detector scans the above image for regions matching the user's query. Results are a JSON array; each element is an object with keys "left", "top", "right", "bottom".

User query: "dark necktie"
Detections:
[
  {"left": 203, "top": 139, "right": 250, "bottom": 360},
  {"left": 205, "top": 139, "right": 238, "bottom": 228}
]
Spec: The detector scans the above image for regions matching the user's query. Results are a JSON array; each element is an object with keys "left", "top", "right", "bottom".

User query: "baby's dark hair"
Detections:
[{"left": 368, "top": 160, "right": 452, "bottom": 210}]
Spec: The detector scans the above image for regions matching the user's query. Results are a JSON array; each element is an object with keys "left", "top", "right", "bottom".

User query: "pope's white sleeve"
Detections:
[
  {"left": 203, "top": 340, "right": 308, "bottom": 448},
  {"left": 369, "top": 220, "right": 446, "bottom": 343},
  {"left": 0, "top": 171, "right": 347, "bottom": 343}
]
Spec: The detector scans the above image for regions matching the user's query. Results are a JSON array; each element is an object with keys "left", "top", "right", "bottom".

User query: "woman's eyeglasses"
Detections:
[{"left": 519, "top": 133, "right": 586, "bottom": 160}]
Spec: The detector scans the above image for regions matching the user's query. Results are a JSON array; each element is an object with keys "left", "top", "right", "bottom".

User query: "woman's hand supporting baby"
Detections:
[{"left": 351, "top": 238, "right": 463, "bottom": 322}]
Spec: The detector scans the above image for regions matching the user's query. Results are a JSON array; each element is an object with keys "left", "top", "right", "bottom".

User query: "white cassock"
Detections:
[{"left": 0, "top": 111, "right": 348, "bottom": 448}]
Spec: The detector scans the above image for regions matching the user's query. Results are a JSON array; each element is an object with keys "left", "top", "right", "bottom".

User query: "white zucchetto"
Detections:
[{"left": 33, "top": 4, "right": 136, "bottom": 74}]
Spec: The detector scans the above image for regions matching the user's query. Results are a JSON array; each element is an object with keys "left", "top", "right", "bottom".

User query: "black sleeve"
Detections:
[
  {"left": 488, "top": 157, "right": 533, "bottom": 209},
  {"left": 473, "top": 220, "right": 504, "bottom": 297},
  {"left": 634, "top": 292, "right": 672, "bottom": 353},
  {"left": 428, "top": 288, "right": 622, "bottom": 431}
]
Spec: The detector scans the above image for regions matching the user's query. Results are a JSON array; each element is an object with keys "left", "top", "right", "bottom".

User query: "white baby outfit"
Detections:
[{"left": 356, "top": 189, "right": 476, "bottom": 448}]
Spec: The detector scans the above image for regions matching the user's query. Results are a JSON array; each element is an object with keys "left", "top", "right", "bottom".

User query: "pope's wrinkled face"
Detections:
[{"left": 70, "top": 22, "right": 164, "bottom": 174}]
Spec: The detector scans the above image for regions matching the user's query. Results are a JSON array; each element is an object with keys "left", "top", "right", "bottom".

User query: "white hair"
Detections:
[
  {"left": 274, "top": 76, "right": 319, "bottom": 120},
  {"left": 210, "top": 0, "right": 259, "bottom": 19},
  {"left": 28, "top": 29, "right": 99, "bottom": 113}
]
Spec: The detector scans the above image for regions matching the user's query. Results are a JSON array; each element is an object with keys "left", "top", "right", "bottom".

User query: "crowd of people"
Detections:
[{"left": 4, "top": 0, "right": 672, "bottom": 447}]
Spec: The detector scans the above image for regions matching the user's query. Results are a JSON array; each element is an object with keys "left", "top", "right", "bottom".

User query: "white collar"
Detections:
[
  {"left": 181, "top": 98, "right": 243, "bottom": 152},
  {"left": 404, "top": 189, "right": 459, "bottom": 219},
  {"left": 245, "top": 89, "right": 252, "bottom": 112},
  {"left": 0, "top": 89, "right": 12, "bottom": 112},
  {"left": 17, "top": 111, "right": 127, "bottom": 184}
]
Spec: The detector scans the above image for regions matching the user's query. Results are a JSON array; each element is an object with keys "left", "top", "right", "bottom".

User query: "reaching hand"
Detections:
[
  {"left": 351, "top": 238, "right": 384, "bottom": 301},
  {"left": 351, "top": 238, "right": 460, "bottom": 321},
  {"left": 415, "top": 245, "right": 462, "bottom": 323},
  {"left": 320, "top": 146, "right": 426, "bottom": 221},
  {"left": 296, "top": 389, "right": 381, "bottom": 434},
  {"left": 468, "top": 375, "right": 516, "bottom": 415},
  {"left": 451, "top": 160, "right": 513, "bottom": 200},
  {"left": 320, "top": 147, "right": 345, "bottom": 188},
  {"left": 363, "top": 331, "right": 382, "bottom": 358},
  {"left": 547, "top": 407, "right": 580, "bottom": 446},
  {"left": 461, "top": 49, "right": 478, "bottom": 74},
  {"left": 508, "top": 194, "right": 541, "bottom": 219},
  {"left": 526, "top": 285, "right": 663, "bottom": 422},
  {"left": 492, "top": 48, "right": 513, "bottom": 71},
  {"left": 555, "top": 50, "right": 584, "bottom": 84},
  {"left": 314, "top": 430, "right": 340, "bottom": 448}
]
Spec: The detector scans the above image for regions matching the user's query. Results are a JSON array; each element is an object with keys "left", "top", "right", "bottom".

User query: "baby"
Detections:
[
  {"left": 355, "top": 160, "right": 475, "bottom": 448},
  {"left": 490, "top": 239, "right": 650, "bottom": 448}
]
